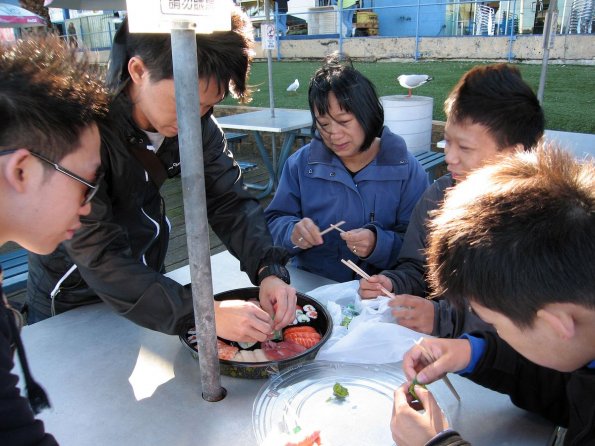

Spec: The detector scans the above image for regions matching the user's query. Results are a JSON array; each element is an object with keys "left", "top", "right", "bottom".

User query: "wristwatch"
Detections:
[{"left": 257, "top": 264, "right": 291, "bottom": 285}]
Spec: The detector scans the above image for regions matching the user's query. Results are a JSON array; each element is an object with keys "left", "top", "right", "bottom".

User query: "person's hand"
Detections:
[
  {"left": 341, "top": 228, "right": 376, "bottom": 258},
  {"left": 402, "top": 338, "right": 472, "bottom": 384},
  {"left": 258, "top": 276, "right": 297, "bottom": 330},
  {"left": 214, "top": 299, "right": 274, "bottom": 343},
  {"left": 389, "top": 294, "right": 435, "bottom": 334},
  {"left": 358, "top": 274, "right": 394, "bottom": 299},
  {"left": 291, "top": 217, "right": 322, "bottom": 250},
  {"left": 391, "top": 383, "right": 449, "bottom": 446}
]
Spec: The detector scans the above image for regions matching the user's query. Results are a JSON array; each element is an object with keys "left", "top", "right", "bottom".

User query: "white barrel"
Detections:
[{"left": 380, "top": 95, "right": 433, "bottom": 154}]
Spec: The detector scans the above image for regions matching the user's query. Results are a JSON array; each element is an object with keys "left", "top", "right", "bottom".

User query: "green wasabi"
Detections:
[
  {"left": 408, "top": 376, "right": 427, "bottom": 401},
  {"left": 327, "top": 382, "right": 349, "bottom": 402}
]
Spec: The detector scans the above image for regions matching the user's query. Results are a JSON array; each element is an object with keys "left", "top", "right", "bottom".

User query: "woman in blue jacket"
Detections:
[{"left": 265, "top": 56, "right": 428, "bottom": 282}]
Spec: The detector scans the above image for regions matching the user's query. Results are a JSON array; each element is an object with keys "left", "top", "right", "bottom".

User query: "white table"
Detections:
[
  {"left": 436, "top": 129, "right": 595, "bottom": 159},
  {"left": 18, "top": 251, "right": 555, "bottom": 445},
  {"left": 218, "top": 108, "right": 312, "bottom": 198},
  {"left": 543, "top": 130, "right": 595, "bottom": 159}
]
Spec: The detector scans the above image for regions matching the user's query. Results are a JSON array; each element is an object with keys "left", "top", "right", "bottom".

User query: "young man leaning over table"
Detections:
[
  {"left": 0, "top": 36, "right": 109, "bottom": 445},
  {"left": 358, "top": 63, "right": 545, "bottom": 338},
  {"left": 26, "top": 6, "right": 297, "bottom": 343},
  {"left": 392, "top": 145, "right": 595, "bottom": 446}
]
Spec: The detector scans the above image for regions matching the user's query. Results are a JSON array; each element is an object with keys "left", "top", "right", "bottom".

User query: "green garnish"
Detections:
[
  {"left": 332, "top": 382, "right": 349, "bottom": 399},
  {"left": 408, "top": 376, "right": 427, "bottom": 401}
]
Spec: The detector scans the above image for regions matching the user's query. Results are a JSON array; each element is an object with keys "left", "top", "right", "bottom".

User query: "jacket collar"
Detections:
[{"left": 307, "top": 126, "right": 408, "bottom": 166}]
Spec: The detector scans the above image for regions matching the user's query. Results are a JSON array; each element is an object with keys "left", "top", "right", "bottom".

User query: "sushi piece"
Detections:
[
  {"left": 216, "top": 339, "right": 239, "bottom": 361},
  {"left": 283, "top": 326, "right": 321, "bottom": 349}
]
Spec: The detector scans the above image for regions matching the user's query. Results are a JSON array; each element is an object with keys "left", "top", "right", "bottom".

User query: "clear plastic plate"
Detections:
[{"left": 253, "top": 361, "right": 443, "bottom": 446}]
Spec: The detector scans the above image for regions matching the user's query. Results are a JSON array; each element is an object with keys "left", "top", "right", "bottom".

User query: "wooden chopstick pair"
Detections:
[
  {"left": 414, "top": 338, "right": 461, "bottom": 402},
  {"left": 292, "top": 220, "right": 346, "bottom": 249},
  {"left": 340, "top": 258, "right": 396, "bottom": 299}
]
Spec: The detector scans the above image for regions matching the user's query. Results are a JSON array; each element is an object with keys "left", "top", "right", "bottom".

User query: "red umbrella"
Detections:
[{"left": 0, "top": 1, "right": 45, "bottom": 27}]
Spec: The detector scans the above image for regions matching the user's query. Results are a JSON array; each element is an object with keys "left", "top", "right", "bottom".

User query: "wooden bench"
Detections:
[
  {"left": 225, "top": 131, "right": 247, "bottom": 152},
  {"left": 414, "top": 150, "right": 446, "bottom": 182},
  {"left": 0, "top": 248, "right": 29, "bottom": 294},
  {"left": 295, "top": 127, "right": 313, "bottom": 147},
  {"left": 225, "top": 131, "right": 258, "bottom": 173}
]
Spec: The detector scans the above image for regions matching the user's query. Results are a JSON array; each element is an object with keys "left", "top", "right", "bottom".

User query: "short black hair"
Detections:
[
  {"left": 106, "top": 7, "right": 254, "bottom": 103},
  {"left": 444, "top": 63, "right": 544, "bottom": 151},
  {"left": 308, "top": 54, "right": 384, "bottom": 151},
  {"left": 0, "top": 36, "right": 108, "bottom": 162},
  {"left": 427, "top": 145, "right": 595, "bottom": 328}
]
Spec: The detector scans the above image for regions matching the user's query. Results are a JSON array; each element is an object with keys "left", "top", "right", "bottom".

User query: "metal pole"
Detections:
[
  {"left": 537, "top": 0, "right": 558, "bottom": 103},
  {"left": 507, "top": 0, "right": 517, "bottom": 62},
  {"left": 338, "top": 1, "right": 344, "bottom": 57},
  {"left": 275, "top": 4, "right": 281, "bottom": 61},
  {"left": 265, "top": 0, "right": 276, "bottom": 117},
  {"left": 170, "top": 23, "right": 225, "bottom": 403},
  {"left": 414, "top": 0, "right": 421, "bottom": 60}
]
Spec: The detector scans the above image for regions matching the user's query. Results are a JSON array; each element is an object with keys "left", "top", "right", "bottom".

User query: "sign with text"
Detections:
[
  {"left": 261, "top": 22, "right": 276, "bottom": 50},
  {"left": 127, "top": 0, "right": 232, "bottom": 33}
]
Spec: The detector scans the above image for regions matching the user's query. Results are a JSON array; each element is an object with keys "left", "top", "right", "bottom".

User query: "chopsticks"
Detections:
[
  {"left": 292, "top": 220, "right": 346, "bottom": 249},
  {"left": 414, "top": 338, "right": 461, "bottom": 402},
  {"left": 341, "top": 259, "right": 461, "bottom": 402},
  {"left": 340, "top": 259, "right": 460, "bottom": 403},
  {"left": 329, "top": 222, "right": 346, "bottom": 233},
  {"left": 340, "top": 258, "right": 396, "bottom": 299}
]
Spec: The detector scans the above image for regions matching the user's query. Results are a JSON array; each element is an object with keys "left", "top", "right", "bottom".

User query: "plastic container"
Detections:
[
  {"left": 180, "top": 287, "right": 332, "bottom": 379},
  {"left": 380, "top": 95, "right": 434, "bottom": 154}
]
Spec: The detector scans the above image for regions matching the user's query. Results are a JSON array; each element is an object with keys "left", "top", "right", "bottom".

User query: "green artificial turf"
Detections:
[{"left": 224, "top": 60, "right": 595, "bottom": 133}]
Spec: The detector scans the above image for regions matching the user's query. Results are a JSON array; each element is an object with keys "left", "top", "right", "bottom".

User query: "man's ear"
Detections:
[
  {"left": 536, "top": 306, "right": 576, "bottom": 341},
  {"left": 2, "top": 149, "right": 30, "bottom": 193},
  {"left": 128, "top": 56, "right": 148, "bottom": 85}
]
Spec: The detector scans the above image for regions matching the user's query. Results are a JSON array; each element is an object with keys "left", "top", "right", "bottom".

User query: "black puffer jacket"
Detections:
[{"left": 27, "top": 93, "right": 287, "bottom": 335}]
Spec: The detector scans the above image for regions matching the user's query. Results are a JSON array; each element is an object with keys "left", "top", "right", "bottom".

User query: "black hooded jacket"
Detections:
[{"left": 27, "top": 93, "right": 287, "bottom": 335}]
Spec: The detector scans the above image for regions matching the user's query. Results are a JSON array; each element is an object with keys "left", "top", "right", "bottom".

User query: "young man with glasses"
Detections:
[
  {"left": 0, "top": 37, "right": 108, "bottom": 443},
  {"left": 0, "top": 149, "right": 101, "bottom": 206}
]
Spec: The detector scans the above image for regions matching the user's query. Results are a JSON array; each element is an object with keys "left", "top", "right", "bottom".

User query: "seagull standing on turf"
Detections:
[
  {"left": 286, "top": 78, "right": 299, "bottom": 94},
  {"left": 397, "top": 74, "right": 433, "bottom": 97}
]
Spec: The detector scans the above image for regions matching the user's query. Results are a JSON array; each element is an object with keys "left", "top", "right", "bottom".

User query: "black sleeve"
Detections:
[
  {"left": 381, "top": 178, "right": 450, "bottom": 296},
  {"left": 432, "top": 299, "right": 494, "bottom": 338},
  {"left": 202, "top": 117, "right": 288, "bottom": 283},
  {"left": 426, "top": 430, "right": 471, "bottom": 446},
  {"left": 0, "top": 310, "right": 58, "bottom": 445},
  {"left": 467, "top": 331, "right": 575, "bottom": 426},
  {"left": 381, "top": 190, "right": 429, "bottom": 296}
]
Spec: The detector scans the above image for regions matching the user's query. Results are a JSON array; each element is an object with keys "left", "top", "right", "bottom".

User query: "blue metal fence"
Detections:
[{"left": 57, "top": 2, "right": 593, "bottom": 61}]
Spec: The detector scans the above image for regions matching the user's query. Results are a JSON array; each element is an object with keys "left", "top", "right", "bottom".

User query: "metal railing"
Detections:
[{"left": 56, "top": 2, "right": 593, "bottom": 62}]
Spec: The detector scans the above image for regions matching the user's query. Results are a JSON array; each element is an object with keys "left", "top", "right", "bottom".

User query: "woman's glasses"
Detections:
[{"left": 0, "top": 148, "right": 102, "bottom": 205}]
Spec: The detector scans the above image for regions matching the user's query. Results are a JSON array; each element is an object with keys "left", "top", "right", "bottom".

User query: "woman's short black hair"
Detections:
[{"left": 308, "top": 54, "right": 384, "bottom": 152}]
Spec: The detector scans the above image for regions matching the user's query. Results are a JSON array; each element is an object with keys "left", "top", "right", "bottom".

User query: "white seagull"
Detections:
[
  {"left": 397, "top": 74, "right": 433, "bottom": 97},
  {"left": 286, "top": 78, "right": 299, "bottom": 93}
]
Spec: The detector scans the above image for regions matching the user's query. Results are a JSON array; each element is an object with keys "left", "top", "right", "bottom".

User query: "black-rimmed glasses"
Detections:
[{"left": 0, "top": 148, "right": 102, "bottom": 205}]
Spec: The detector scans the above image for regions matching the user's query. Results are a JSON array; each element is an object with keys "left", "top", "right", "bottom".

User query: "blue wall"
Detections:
[{"left": 363, "top": 0, "right": 447, "bottom": 37}]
